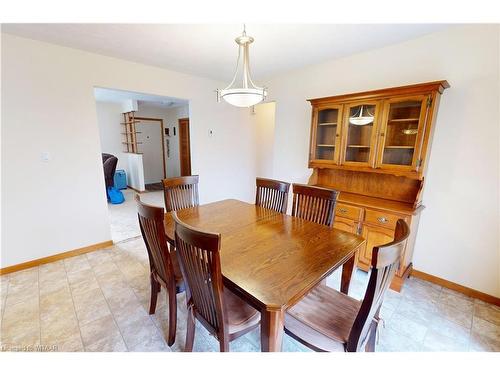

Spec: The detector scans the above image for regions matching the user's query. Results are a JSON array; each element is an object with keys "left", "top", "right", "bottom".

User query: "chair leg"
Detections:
[
  {"left": 148, "top": 276, "right": 160, "bottom": 315},
  {"left": 219, "top": 338, "right": 230, "bottom": 352},
  {"left": 167, "top": 286, "right": 177, "bottom": 346},
  {"left": 185, "top": 306, "right": 195, "bottom": 352},
  {"left": 365, "top": 321, "right": 377, "bottom": 352}
]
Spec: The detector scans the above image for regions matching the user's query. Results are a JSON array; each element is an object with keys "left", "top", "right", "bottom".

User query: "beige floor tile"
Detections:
[
  {"left": 115, "top": 260, "right": 148, "bottom": 280},
  {"left": 119, "top": 315, "right": 163, "bottom": 348},
  {"left": 41, "top": 300, "right": 77, "bottom": 325},
  {"left": 474, "top": 298, "right": 500, "bottom": 312},
  {"left": 72, "top": 288, "right": 111, "bottom": 325},
  {"left": 427, "top": 316, "right": 471, "bottom": 343},
  {"left": 374, "top": 326, "right": 422, "bottom": 352},
  {"left": 70, "top": 279, "right": 101, "bottom": 300},
  {"left": 2, "top": 297, "right": 39, "bottom": 325},
  {"left": 41, "top": 314, "right": 80, "bottom": 345},
  {"left": 129, "top": 333, "right": 171, "bottom": 352},
  {"left": 436, "top": 302, "right": 473, "bottom": 328},
  {"left": 66, "top": 268, "right": 95, "bottom": 286},
  {"left": 0, "top": 326, "right": 40, "bottom": 349},
  {"left": 94, "top": 268, "right": 125, "bottom": 286},
  {"left": 64, "top": 255, "right": 91, "bottom": 275},
  {"left": 422, "top": 329, "right": 469, "bottom": 351},
  {"left": 54, "top": 332, "right": 84, "bottom": 352},
  {"left": 401, "top": 281, "right": 441, "bottom": 304},
  {"left": 39, "top": 277, "right": 70, "bottom": 297},
  {"left": 439, "top": 289, "right": 474, "bottom": 314},
  {"left": 5, "top": 281, "right": 39, "bottom": 306},
  {"left": 8, "top": 268, "right": 38, "bottom": 286},
  {"left": 472, "top": 316, "right": 500, "bottom": 341},
  {"left": 79, "top": 314, "right": 121, "bottom": 347},
  {"left": 85, "top": 333, "right": 128, "bottom": 352},
  {"left": 86, "top": 249, "right": 114, "bottom": 268},
  {"left": 39, "top": 262, "right": 66, "bottom": 282},
  {"left": 1, "top": 276, "right": 10, "bottom": 298},
  {"left": 105, "top": 287, "right": 139, "bottom": 311},
  {"left": 474, "top": 303, "right": 500, "bottom": 326},
  {"left": 386, "top": 312, "right": 428, "bottom": 342},
  {"left": 379, "top": 304, "right": 395, "bottom": 321},
  {"left": 112, "top": 301, "right": 149, "bottom": 327},
  {"left": 469, "top": 332, "right": 500, "bottom": 352},
  {"left": 92, "top": 261, "right": 122, "bottom": 278},
  {"left": 396, "top": 296, "right": 438, "bottom": 326},
  {"left": 99, "top": 278, "right": 131, "bottom": 300},
  {"left": 40, "top": 286, "right": 73, "bottom": 313},
  {"left": 411, "top": 277, "right": 443, "bottom": 292}
]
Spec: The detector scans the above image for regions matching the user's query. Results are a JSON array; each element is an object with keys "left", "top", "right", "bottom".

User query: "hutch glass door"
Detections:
[
  {"left": 342, "top": 102, "right": 379, "bottom": 166},
  {"left": 312, "top": 106, "right": 342, "bottom": 163},
  {"left": 376, "top": 96, "right": 428, "bottom": 170}
]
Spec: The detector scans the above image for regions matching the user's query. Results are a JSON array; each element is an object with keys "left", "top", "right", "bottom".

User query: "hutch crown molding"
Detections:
[{"left": 307, "top": 80, "right": 449, "bottom": 291}]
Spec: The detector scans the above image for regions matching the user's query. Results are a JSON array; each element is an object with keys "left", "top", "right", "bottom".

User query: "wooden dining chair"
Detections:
[
  {"left": 136, "top": 195, "right": 185, "bottom": 346},
  {"left": 291, "top": 183, "right": 339, "bottom": 226},
  {"left": 172, "top": 212, "right": 261, "bottom": 352},
  {"left": 162, "top": 175, "right": 199, "bottom": 213},
  {"left": 284, "top": 219, "right": 410, "bottom": 352},
  {"left": 255, "top": 177, "right": 291, "bottom": 214}
]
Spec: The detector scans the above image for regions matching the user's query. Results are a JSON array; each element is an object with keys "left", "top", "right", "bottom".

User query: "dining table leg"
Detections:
[
  {"left": 340, "top": 253, "right": 356, "bottom": 294},
  {"left": 260, "top": 308, "right": 284, "bottom": 352}
]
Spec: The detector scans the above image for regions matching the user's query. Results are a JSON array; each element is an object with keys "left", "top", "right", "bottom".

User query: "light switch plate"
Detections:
[{"left": 41, "top": 151, "right": 51, "bottom": 162}]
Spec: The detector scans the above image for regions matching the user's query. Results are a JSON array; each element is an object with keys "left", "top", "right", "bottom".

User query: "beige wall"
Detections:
[
  {"left": 267, "top": 25, "right": 500, "bottom": 297},
  {"left": 1, "top": 33, "right": 256, "bottom": 268},
  {"left": 251, "top": 101, "right": 276, "bottom": 179}
]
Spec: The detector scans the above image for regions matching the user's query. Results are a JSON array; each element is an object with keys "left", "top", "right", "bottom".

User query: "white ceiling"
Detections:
[
  {"left": 94, "top": 87, "right": 188, "bottom": 108},
  {"left": 2, "top": 24, "right": 451, "bottom": 82}
]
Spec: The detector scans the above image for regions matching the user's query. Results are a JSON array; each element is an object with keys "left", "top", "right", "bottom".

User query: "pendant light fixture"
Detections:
[
  {"left": 349, "top": 105, "right": 374, "bottom": 126},
  {"left": 217, "top": 25, "right": 267, "bottom": 107}
]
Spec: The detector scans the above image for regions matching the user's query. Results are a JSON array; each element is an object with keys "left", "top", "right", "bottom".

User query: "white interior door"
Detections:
[{"left": 135, "top": 121, "right": 164, "bottom": 184}]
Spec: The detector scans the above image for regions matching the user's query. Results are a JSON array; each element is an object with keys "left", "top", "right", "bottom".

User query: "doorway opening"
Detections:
[{"left": 94, "top": 87, "right": 190, "bottom": 242}]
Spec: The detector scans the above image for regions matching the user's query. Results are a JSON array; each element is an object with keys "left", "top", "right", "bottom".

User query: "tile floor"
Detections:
[
  {"left": 108, "top": 189, "right": 164, "bottom": 243},
  {"left": 1, "top": 235, "right": 499, "bottom": 352}
]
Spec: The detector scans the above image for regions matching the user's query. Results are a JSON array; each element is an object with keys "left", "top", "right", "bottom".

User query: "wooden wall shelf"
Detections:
[{"left": 121, "top": 111, "right": 141, "bottom": 154}]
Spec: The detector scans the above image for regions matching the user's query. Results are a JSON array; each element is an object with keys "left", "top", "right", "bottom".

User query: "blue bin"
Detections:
[{"left": 113, "top": 169, "right": 127, "bottom": 190}]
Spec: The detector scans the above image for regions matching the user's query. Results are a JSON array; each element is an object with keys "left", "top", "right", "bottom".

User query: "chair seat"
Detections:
[
  {"left": 285, "top": 285, "right": 361, "bottom": 351},
  {"left": 224, "top": 289, "right": 260, "bottom": 335}
]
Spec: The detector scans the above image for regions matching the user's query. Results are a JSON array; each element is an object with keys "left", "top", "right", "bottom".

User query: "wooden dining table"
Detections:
[{"left": 163, "top": 199, "right": 365, "bottom": 352}]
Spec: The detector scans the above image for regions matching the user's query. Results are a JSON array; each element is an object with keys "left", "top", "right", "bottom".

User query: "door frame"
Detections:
[
  {"left": 178, "top": 117, "right": 191, "bottom": 176},
  {"left": 134, "top": 117, "right": 167, "bottom": 179}
]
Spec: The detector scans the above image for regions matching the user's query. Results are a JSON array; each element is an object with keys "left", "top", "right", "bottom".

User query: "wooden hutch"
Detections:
[{"left": 307, "top": 81, "right": 449, "bottom": 291}]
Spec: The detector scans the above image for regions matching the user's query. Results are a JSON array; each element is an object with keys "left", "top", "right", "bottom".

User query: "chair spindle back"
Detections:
[
  {"left": 291, "top": 184, "right": 339, "bottom": 226},
  {"left": 162, "top": 175, "right": 199, "bottom": 212},
  {"left": 255, "top": 177, "right": 290, "bottom": 214}
]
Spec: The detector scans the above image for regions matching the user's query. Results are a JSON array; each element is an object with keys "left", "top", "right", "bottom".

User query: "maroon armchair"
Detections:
[{"left": 102, "top": 153, "right": 118, "bottom": 191}]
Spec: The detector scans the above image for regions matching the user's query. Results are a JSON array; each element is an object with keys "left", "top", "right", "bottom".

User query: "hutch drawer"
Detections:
[
  {"left": 364, "top": 209, "right": 400, "bottom": 229},
  {"left": 335, "top": 203, "right": 363, "bottom": 221}
]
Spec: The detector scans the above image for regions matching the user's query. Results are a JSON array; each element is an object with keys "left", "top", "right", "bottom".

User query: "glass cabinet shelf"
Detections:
[
  {"left": 388, "top": 118, "right": 420, "bottom": 122},
  {"left": 313, "top": 107, "right": 340, "bottom": 161}
]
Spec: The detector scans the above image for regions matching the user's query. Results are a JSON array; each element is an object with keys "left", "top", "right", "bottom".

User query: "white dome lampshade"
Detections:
[
  {"left": 217, "top": 26, "right": 267, "bottom": 107},
  {"left": 349, "top": 105, "right": 374, "bottom": 126}
]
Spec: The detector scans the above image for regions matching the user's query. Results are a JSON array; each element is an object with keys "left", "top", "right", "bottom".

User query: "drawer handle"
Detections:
[
  {"left": 377, "top": 217, "right": 388, "bottom": 223},
  {"left": 338, "top": 208, "right": 348, "bottom": 214}
]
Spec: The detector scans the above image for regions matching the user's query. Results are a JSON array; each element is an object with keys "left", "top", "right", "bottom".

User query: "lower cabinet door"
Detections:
[
  {"left": 333, "top": 216, "right": 359, "bottom": 234},
  {"left": 333, "top": 217, "right": 362, "bottom": 268},
  {"left": 358, "top": 224, "right": 394, "bottom": 270}
]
